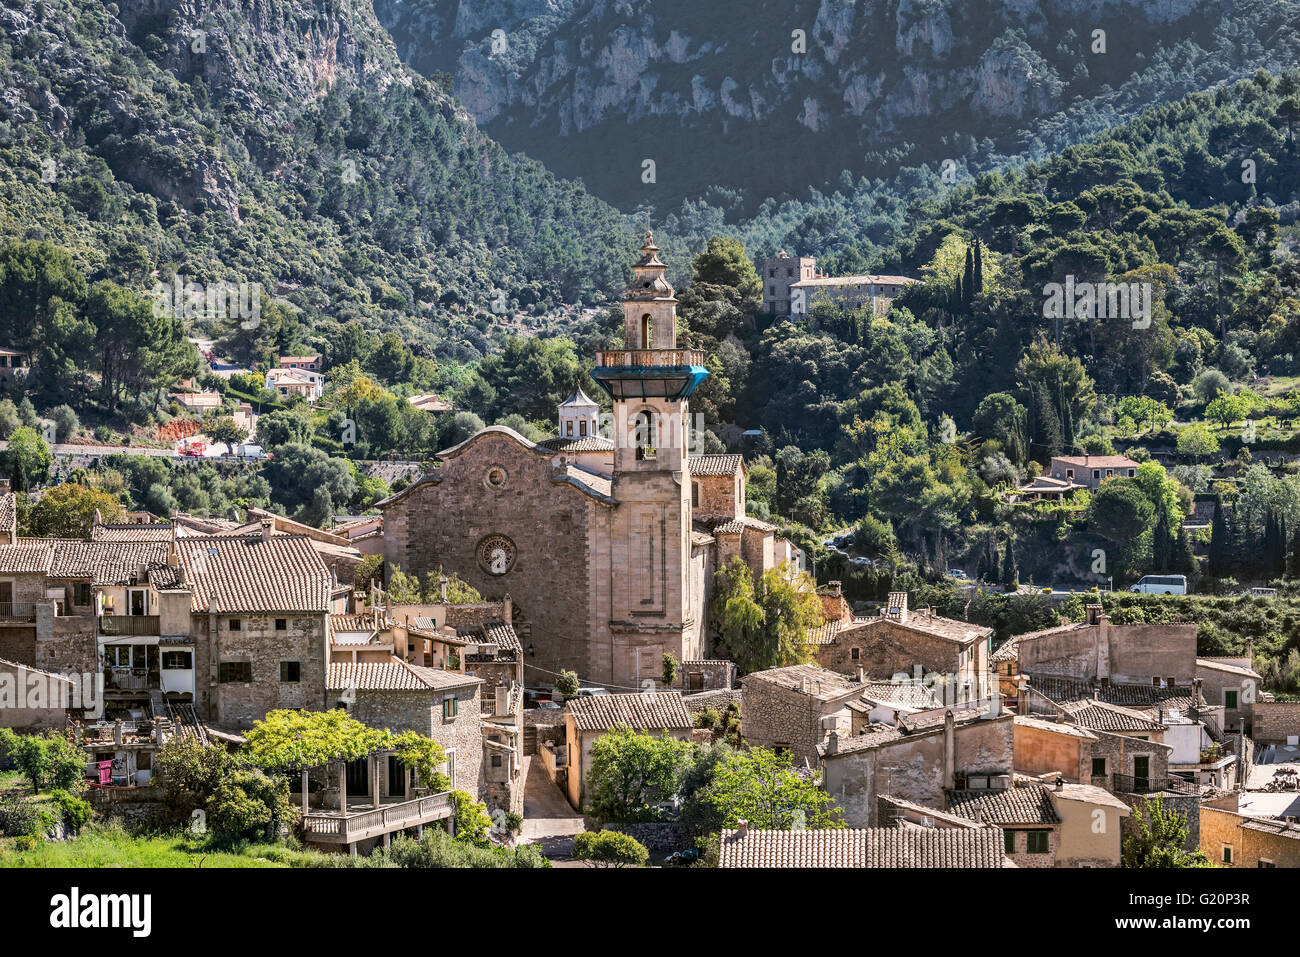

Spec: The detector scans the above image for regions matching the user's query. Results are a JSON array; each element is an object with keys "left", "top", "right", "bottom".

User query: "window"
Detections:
[
  {"left": 1092, "top": 470, "right": 1100, "bottom": 480},
  {"left": 128, "top": 589, "right": 149, "bottom": 616},
  {"left": 442, "top": 749, "right": 456, "bottom": 789},
  {"left": 850, "top": 648, "right": 861, "bottom": 661},
  {"left": 1153, "top": 676, "right": 1162, "bottom": 687},
  {"left": 491, "top": 754, "right": 503, "bottom": 768},
  {"left": 1026, "top": 830, "right": 1050, "bottom": 854},
  {"left": 443, "top": 695, "right": 459, "bottom": 719},
  {"left": 769, "top": 285, "right": 776, "bottom": 296},
  {"left": 1092, "top": 757, "right": 1107, "bottom": 777},
  {"left": 388, "top": 756, "right": 407, "bottom": 797},
  {"left": 1166, "top": 676, "right": 1174, "bottom": 688},
  {"left": 161, "top": 651, "right": 192, "bottom": 670},
  {"left": 73, "top": 583, "right": 92, "bottom": 606},
  {"left": 105, "top": 645, "right": 133, "bottom": 667},
  {"left": 1004, "top": 830, "right": 1016, "bottom": 854},
  {"left": 1225, "top": 690, "right": 1238, "bottom": 709},
  {"left": 691, "top": 482, "right": 699, "bottom": 508},
  {"left": 1127, "top": 469, "right": 1135, "bottom": 477},
  {"left": 579, "top": 420, "right": 587, "bottom": 437},
  {"left": 1065, "top": 469, "right": 1074, "bottom": 479},
  {"left": 768, "top": 269, "right": 775, "bottom": 277},
  {"left": 280, "top": 661, "right": 300, "bottom": 683},
  {"left": 275, "top": 618, "right": 287, "bottom": 631},
  {"left": 1222, "top": 845, "right": 1233, "bottom": 864},
  {"left": 219, "top": 661, "right": 252, "bottom": 683},
  {"left": 229, "top": 618, "right": 241, "bottom": 631},
  {"left": 1258, "top": 859, "right": 1274, "bottom": 868}
]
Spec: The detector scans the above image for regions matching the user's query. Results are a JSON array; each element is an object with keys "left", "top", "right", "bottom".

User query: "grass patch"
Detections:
[{"left": 0, "top": 822, "right": 349, "bottom": 868}]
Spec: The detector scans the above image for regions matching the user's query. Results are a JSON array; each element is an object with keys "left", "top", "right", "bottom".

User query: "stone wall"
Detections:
[
  {"left": 194, "top": 613, "right": 327, "bottom": 728},
  {"left": 0, "top": 625, "right": 35, "bottom": 666},
  {"left": 1013, "top": 720, "right": 1092, "bottom": 783},
  {"left": 740, "top": 676, "right": 854, "bottom": 767},
  {"left": 1252, "top": 701, "right": 1300, "bottom": 743},
  {"left": 1002, "top": 826, "right": 1058, "bottom": 868},
  {"left": 817, "top": 618, "right": 966, "bottom": 685},
  {"left": 692, "top": 473, "right": 741, "bottom": 523},
  {"left": 1200, "top": 805, "right": 1300, "bottom": 867},
  {"left": 1089, "top": 730, "right": 1170, "bottom": 786},
  {"left": 673, "top": 659, "right": 734, "bottom": 693},
  {"left": 348, "top": 681, "right": 483, "bottom": 799},
  {"left": 381, "top": 432, "right": 602, "bottom": 682},
  {"left": 36, "top": 611, "right": 96, "bottom": 676},
  {"left": 600, "top": 821, "right": 692, "bottom": 854},
  {"left": 822, "top": 715, "right": 1014, "bottom": 828},
  {"left": 1019, "top": 621, "right": 1196, "bottom": 684}
]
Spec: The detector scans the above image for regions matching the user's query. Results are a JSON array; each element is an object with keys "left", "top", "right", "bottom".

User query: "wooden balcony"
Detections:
[
  {"left": 595, "top": 348, "right": 704, "bottom": 368},
  {"left": 98, "top": 615, "right": 161, "bottom": 637},
  {"left": 301, "top": 792, "right": 454, "bottom": 845}
]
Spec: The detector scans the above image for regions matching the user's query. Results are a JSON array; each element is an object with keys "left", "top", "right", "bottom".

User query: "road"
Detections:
[{"left": 0, "top": 440, "right": 179, "bottom": 458}]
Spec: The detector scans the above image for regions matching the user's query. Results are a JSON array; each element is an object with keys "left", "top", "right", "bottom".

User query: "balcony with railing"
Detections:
[
  {"left": 595, "top": 348, "right": 704, "bottom": 368},
  {"left": 1110, "top": 772, "right": 1200, "bottom": 796},
  {"left": 98, "top": 615, "right": 161, "bottom": 637},
  {"left": 0, "top": 601, "right": 35, "bottom": 620},
  {"left": 302, "top": 792, "right": 454, "bottom": 845}
]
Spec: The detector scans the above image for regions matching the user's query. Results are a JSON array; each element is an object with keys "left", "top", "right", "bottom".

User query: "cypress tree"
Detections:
[
  {"left": 1208, "top": 500, "right": 1230, "bottom": 578},
  {"left": 954, "top": 273, "right": 963, "bottom": 312},
  {"left": 1290, "top": 522, "right": 1300, "bottom": 577},
  {"left": 989, "top": 537, "right": 1002, "bottom": 584},
  {"left": 963, "top": 246, "right": 975, "bottom": 305},
  {"left": 1002, "top": 538, "right": 1018, "bottom": 588},
  {"left": 1154, "top": 507, "right": 1172, "bottom": 572},
  {"left": 973, "top": 238, "right": 984, "bottom": 295}
]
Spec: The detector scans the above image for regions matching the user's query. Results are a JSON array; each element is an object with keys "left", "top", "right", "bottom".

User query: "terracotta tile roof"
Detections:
[
  {"left": 820, "top": 724, "right": 905, "bottom": 755},
  {"left": 327, "top": 659, "right": 481, "bottom": 692},
  {"left": 838, "top": 612, "right": 991, "bottom": 646},
  {"left": 712, "top": 516, "right": 777, "bottom": 535},
  {"left": 1013, "top": 714, "right": 1097, "bottom": 740},
  {"left": 459, "top": 618, "right": 521, "bottom": 656},
  {"left": 742, "top": 664, "right": 861, "bottom": 700},
  {"left": 718, "top": 826, "right": 1004, "bottom": 868},
  {"left": 92, "top": 523, "right": 174, "bottom": 542},
  {"left": 992, "top": 623, "right": 1088, "bottom": 663},
  {"left": 945, "top": 786, "right": 1061, "bottom": 825},
  {"left": 555, "top": 464, "right": 614, "bottom": 501},
  {"left": 178, "top": 534, "right": 330, "bottom": 613},
  {"left": 1028, "top": 675, "right": 1193, "bottom": 708},
  {"left": 1052, "top": 782, "right": 1132, "bottom": 812},
  {"left": 860, "top": 680, "right": 942, "bottom": 710},
  {"left": 537, "top": 435, "right": 615, "bottom": 453},
  {"left": 1197, "top": 658, "right": 1262, "bottom": 679},
  {"left": 789, "top": 274, "right": 916, "bottom": 288},
  {"left": 689, "top": 454, "right": 744, "bottom": 476},
  {"left": 898, "top": 705, "right": 989, "bottom": 734},
  {"left": 806, "top": 618, "right": 842, "bottom": 645},
  {"left": 0, "top": 491, "right": 14, "bottom": 532},
  {"left": 1051, "top": 454, "right": 1139, "bottom": 470},
  {"left": 330, "top": 614, "right": 377, "bottom": 633},
  {"left": 566, "top": 691, "right": 693, "bottom": 732},
  {"left": 27, "top": 539, "right": 174, "bottom": 585},
  {"left": 0, "top": 542, "right": 54, "bottom": 574},
  {"left": 1060, "top": 699, "right": 1166, "bottom": 733}
]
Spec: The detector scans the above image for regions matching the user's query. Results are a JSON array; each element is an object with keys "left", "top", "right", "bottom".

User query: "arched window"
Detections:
[
  {"left": 631, "top": 409, "right": 658, "bottom": 460},
  {"left": 641, "top": 313, "right": 653, "bottom": 349}
]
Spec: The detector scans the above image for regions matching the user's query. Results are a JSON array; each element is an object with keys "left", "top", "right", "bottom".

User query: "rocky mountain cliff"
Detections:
[{"left": 376, "top": 0, "right": 1300, "bottom": 212}]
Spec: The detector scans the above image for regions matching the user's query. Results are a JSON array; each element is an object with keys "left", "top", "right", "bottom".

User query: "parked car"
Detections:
[
  {"left": 576, "top": 687, "right": 610, "bottom": 697},
  {"left": 535, "top": 700, "right": 563, "bottom": 711},
  {"left": 1250, "top": 587, "right": 1278, "bottom": 599},
  {"left": 946, "top": 569, "right": 967, "bottom": 579}
]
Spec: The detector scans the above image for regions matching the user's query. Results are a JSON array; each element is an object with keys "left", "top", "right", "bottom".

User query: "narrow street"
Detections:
[{"left": 519, "top": 756, "right": 586, "bottom": 866}]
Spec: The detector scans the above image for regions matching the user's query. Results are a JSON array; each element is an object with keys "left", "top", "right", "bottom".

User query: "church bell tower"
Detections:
[{"left": 590, "top": 232, "right": 709, "bottom": 686}]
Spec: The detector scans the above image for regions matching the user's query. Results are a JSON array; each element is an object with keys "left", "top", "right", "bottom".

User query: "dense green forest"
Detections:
[{"left": 0, "top": 0, "right": 636, "bottom": 365}]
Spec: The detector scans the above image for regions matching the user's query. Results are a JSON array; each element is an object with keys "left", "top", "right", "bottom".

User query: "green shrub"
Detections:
[
  {"left": 48, "top": 789, "right": 93, "bottom": 833},
  {"left": 573, "top": 830, "right": 649, "bottom": 868},
  {"left": 0, "top": 793, "right": 39, "bottom": 837}
]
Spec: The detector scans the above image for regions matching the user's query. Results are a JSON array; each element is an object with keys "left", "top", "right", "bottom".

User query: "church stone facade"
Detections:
[{"left": 379, "top": 234, "right": 801, "bottom": 689}]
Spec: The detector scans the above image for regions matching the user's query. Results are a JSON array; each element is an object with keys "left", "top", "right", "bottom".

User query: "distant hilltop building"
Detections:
[{"left": 761, "top": 251, "right": 917, "bottom": 317}]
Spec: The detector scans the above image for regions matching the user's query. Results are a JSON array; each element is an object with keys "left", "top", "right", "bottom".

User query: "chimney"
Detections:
[
  {"left": 1192, "top": 677, "right": 1204, "bottom": 707},
  {"left": 1085, "top": 603, "right": 1102, "bottom": 626},
  {"left": 825, "top": 730, "right": 839, "bottom": 755},
  {"left": 827, "top": 580, "right": 842, "bottom": 598},
  {"left": 93, "top": 508, "right": 103, "bottom": 527},
  {"left": 259, "top": 518, "right": 273, "bottom": 542},
  {"left": 857, "top": 666, "right": 864, "bottom": 683},
  {"left": 736, "top": 818, "right": 748, "bottom": 836},
  {"left": 942, "top": 710, "right": 956, "bottom": 790},
  {"left": 503, "top": 594, "right": 513, "bottom": 625},
  {"left": 113, "top": 718, "right": 123, "bottom": 747},
  {"left": 1245, "top": 637, "right": 1255, "bottom": 665},
  {"left": 438, "top": 576, "right": 448, "bottom": 602},
  {"left": 887, "top": 591, "right": 908, "bottom": 624}
]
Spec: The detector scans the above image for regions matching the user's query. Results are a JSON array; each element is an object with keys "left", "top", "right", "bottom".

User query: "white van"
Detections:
[
  {"left": 1250, "top": 587, "right": 1278, "bottom": 599},
  {"left": 1130, "top": 574, "right": 1187, "bottom": 595}
]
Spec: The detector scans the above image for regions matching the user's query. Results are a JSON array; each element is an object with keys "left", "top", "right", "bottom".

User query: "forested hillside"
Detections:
[{"left": 0, "top": 0, "right": 635, "bottom": 363}]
